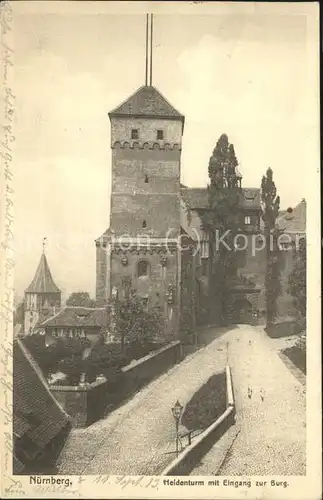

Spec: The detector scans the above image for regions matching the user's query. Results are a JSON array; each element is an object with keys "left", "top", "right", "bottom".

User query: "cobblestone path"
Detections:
[
  {"left": 215, "top": 326, "right": 306, "bottom": 476},
  {"left": 58, "top": 325, "right": 305, "bottom": 476},
  {"left": 57, "top": 327, "right": 230, "bottom": 475}
]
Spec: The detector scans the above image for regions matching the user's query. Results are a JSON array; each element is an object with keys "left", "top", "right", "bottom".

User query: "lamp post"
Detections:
[{"left": 171, "top": 400, "right": 183, "bottom": 457}]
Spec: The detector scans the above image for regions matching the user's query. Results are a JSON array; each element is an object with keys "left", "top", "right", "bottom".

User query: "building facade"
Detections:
[
  {"left": 36, "top": 306, "right": 108, "bottom": 346},
  {"left": 24, "top": 252, "right": 62, "bottom": 334},
  {"left": 96, "top": 85, "right": 185, "bottom": 340},
  {"left": 95, "top": 84, "right": 267, "bottom": 339}
]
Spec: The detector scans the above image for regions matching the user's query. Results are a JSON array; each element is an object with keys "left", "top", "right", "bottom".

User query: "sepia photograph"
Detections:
[{"left": 1, "top": 1, "right": 321, "bottom": 498}]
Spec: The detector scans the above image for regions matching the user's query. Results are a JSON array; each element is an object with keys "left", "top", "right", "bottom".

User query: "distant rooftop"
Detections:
[
  {"left": 13, "top": 339, "right": 70, "bottom": 473},
  {"left": 25, "top": 253, "right": 61, "bottom": 295},
  {"left": 277, "top": 199, "right": 306, "bottom": 233},
  {"left": 38, "top": 307, "right": 108, "bottom": 329},
  {"left": 180, "top": 187, "right": 261, "bottom": 211}
]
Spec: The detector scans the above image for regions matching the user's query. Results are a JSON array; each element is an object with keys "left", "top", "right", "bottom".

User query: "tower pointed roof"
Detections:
[
  {"left": 25, "top": 253, "right": 61, "bottom": 294},
  {"left": 108, "top": 85, "right": 185, "bottom": 122}
]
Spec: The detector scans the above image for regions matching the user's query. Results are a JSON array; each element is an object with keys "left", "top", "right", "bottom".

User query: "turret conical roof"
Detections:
[{"left": 25, "top": 253, "right": 61, "bottom": 294}]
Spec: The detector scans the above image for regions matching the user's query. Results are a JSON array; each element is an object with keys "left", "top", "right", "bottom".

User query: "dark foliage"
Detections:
[
  {"left": 22, "top": 335, "right": 92, "bottom": 379},
  {"left": 182, "top": 372, "right": 227, "bottom": 431},
  {"left": 203, "top": 134, "right": 241, "bottom": 323},
  {"left": 283, "top": 345, "right": 306, "bottom": 374},
  {"left": 261, "top": 167, "right": 282, "bottom": 327},
  {"left": 108, "top": 294, "right": 163, "bottom": 352},
  {"left": 288, "top": 238, "right": 306, "bottom": 318},
  {"left": 66, "top": 292, "right": 97, "bottom": 307}
]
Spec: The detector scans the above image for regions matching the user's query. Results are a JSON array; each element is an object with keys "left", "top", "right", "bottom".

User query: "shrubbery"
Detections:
[{"left": 22, "top": 295, "right": 166, "bottom": 386}]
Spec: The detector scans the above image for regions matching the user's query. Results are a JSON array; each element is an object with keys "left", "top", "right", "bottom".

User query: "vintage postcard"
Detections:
[{"left": 1, "top": 1, "right": 321, "bottom": 499}]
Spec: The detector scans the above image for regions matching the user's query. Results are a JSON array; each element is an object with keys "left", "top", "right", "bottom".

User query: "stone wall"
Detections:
[
  {"left": 110, "top": 116, "right": 183, "bottom": 148},
  {"left": 96, "top": 243, "right": 108, "bottom": 305},
  {"left": 51, "top": 379, "right": 108, "bottom": 428},
  {"left": 110, "top": 141, "right": 181, "bottom": 239},
  {"left": 110, "top": 243, "right": 180, "bottom": 340},
  {"left": 121, "top": 340, "right": 181, "bottom": 397},
  {"left": 50, "top": 341, "right": 182, "bottom": 428},
  {"left": 162, "top": 365, "right": 235, "bottom": 476}
]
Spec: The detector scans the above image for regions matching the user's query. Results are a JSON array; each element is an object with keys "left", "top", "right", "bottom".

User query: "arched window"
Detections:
[
  {"left": 244, "top": 215, "right": 251, "bottom": 225},
  {"left": 142, "top": 220, "right": 147, "bottom": 228},
  {"left": 137, "top": 260, "right": 149, "bottom": 277}
]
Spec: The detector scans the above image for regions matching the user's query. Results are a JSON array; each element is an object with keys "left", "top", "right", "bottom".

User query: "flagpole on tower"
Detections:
[
  {"left": 149, "top": 13, "right": 154, "bottom": 86},
  {"left": 145, "top": 13, "right": 149, "bottom": 85}
]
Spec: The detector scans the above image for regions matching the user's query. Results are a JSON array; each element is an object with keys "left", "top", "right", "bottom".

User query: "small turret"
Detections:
[{"left": 24, "top": 239, "right": 61, "bottom": 334}]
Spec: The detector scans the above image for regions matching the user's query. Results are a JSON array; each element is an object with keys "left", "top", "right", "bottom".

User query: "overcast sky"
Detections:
[{"left": 12, "top": 2, "right": 318, "bottom": 301}]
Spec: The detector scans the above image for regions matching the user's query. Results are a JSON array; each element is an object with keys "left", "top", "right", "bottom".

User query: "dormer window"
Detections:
[
  {"left": 244, "top": 215, "right": 251, "bottom": 225},
  {"left": 131, "top": 129, "right": 139, "bottom": 140},
  {"left": 157, "top": 130, "right": 164, "bottom": 140}
]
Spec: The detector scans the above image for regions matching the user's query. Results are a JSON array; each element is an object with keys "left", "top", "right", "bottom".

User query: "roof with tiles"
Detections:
[
  {"left": 180, "top": 187, "right": 261, "bottom": 211},
  {"left": 276, "top": 199, "right": 306, "bottom": 233},
  {"left": 13, "top": 339, "right": 70, "bottom": 472},
  {"left": 39, "top": 307, "right": 108, "bottom": 328},
  {"left": 25, "top": 253, "right": 61, "bottom": 294},
  {"left": 109, "top": 85, "right": 184, "bottom": 121}
]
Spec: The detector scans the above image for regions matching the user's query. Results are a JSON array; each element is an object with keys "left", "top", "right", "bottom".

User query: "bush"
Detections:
[
  {"left": 282, "top": 345, "right": 306, "bottom": 374},
  {"left": 21, "top": 335, "right": 53, "bottom": 376},
  {"left": 84, "top": 345, "right": 129, "bottom": 383},
  {"left": 57, "top": 355, "right": 84, "bottom": 385},
  {"left": 265, "top": 319, "right": 301, "bottom": 338}
]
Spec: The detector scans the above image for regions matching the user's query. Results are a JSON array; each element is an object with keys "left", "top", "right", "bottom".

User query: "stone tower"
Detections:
[
  {"left": 24, "top": 251, "right": 61, "bottom": 334},
  {"left": 96, "top": 84, "right": 185, "bottom": 339},
  {"left": 108, "top": 85, "right": 184, "bottom": 238},
  {"left": 96, "top": 14, "right": 186, "bottom": 340}
]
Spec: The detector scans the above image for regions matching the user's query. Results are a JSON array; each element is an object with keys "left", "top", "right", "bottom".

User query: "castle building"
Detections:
[
  {"left": 95, "top": 84, "right": 185, "bottom": 340},
  {"left": 95, "top": 15, "right": 263, "bottom": 338},
  {"left": 24, "top": 250, "right": 61, "bottom": 334},
  {"left": 94, "top": 15, "right": 307, "bottom": 337}
]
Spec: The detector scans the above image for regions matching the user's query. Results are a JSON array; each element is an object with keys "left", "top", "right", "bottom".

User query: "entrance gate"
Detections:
[{"left": 232, "top": 298, "right": 253, "bottom": 324}]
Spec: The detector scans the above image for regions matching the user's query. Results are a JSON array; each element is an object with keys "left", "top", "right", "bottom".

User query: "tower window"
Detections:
[
  {"left": 244, "top": 215, "right": 251, "bottom": 225},
  {"left": 137, "top": 260, "right": 149, "bottom": 277},
  {"left": 142, "top": 220, "right": 147, "bottom": 228},
  {"left": 131, "top": 129, "right": 139, "bottom": 140},
  {"left": 144, "top": 174, "right": 149, "bottom": 183},
  {"left": 157, "top": 130, "right": 164, "bottom": 140}
]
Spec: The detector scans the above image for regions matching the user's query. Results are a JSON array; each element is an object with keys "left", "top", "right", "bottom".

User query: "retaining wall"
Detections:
[
  {"left": 50, "top": 340, "right": 181, "bottom": 428},
  {"left": 162, "top": 365, "right": 235, "bottom": 476}
]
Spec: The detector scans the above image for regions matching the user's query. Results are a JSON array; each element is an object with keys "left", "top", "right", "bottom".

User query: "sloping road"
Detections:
[
  {"left": 193, "top": 325, "right": 306, "bottom": 475},
  {"left": 57, "top": 325, "right": 306, "bottom": 476},
  {"left": 57, "top": 327, "right": 230, "bottom": 475}
]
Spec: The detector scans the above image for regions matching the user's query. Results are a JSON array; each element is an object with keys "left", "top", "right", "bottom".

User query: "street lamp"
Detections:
[{"left": 171, "top": 400, "right": 183, "bottom": 457}]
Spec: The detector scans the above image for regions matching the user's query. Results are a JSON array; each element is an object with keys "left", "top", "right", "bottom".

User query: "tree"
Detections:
[
  {"left": 288, "top": 238, "right": 306, "bottom": 318},
  {"left": 261, "top": 167, "right": 282, "bottom": 327},
  {"left": 66, "top": 292, "right": 96, "bottom": 307},
  {"left": 14, "top": 301, "right": 24, "bottom": 327},
  {"left": 108, "top": 293, "right": 163, "bottom": 353},
  {"left": 203, "top": 134, "right": 241, "bottom": 324},
  {"left": 57, "top": 355, "right": 84, "bottom": 385},
  {"left": 84, "top": 344, "right": 128, "bottom": 384}
]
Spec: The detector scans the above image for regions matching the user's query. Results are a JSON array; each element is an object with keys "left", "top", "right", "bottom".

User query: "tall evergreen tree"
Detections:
[
  {"left": 288, "top": 237, "right": 306, "bottom": 318},
  {"left": 203, "top": 134, "right": 241, "bottom": 324},
  {"left": 261, "top": 167, "right": 282, "bottom": 327}
]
